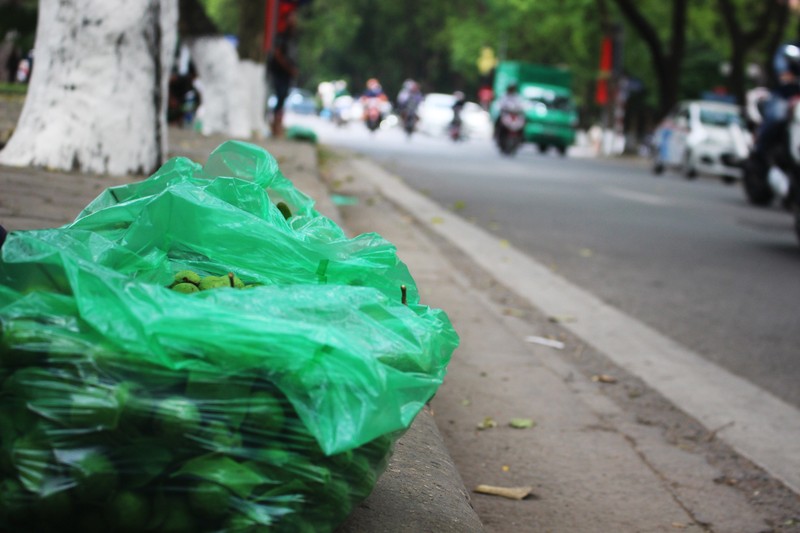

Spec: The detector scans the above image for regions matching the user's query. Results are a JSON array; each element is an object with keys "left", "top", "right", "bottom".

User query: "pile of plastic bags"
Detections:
[{"left": 0, "top": 140, "right": 459, "bottom": 532}]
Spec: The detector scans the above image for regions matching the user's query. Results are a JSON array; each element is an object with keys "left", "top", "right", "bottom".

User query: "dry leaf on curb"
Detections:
[
  {"left": 431, "top": 216, "right": 445, "bottom": 224},
  {"left": 476, "top": 417, "right": 497, "bottom": 430},
  {"left": 671, "top": 523, "right": 687, "bottom": 529},
  {"left": 548, "top": 315, "right": 576, "bottom": 323},
  {"left": 474, "top": 484, "right": 534, "bottom": 500},
  {"left": 591, "top": 374, "right": 617, "bottom": 384},
  {"left": 524, "top": 336, "right": 565, "bottom": 350},
  {"left": 509, "top": 418, "right": 536, "bottom": 429}
]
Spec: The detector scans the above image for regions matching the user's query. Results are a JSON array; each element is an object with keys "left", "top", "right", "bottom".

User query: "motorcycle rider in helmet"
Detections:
[
  {"left": 396, "top": 79, "right": 423, "bottom": 124},
  {"left": 753, "top": 43, "right": 800, "bottom": 162},
  {"left": 494, "top": 81, "right": 525, "bottom": 139}
]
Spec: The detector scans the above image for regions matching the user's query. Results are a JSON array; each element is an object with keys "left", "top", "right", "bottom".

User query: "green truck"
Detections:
[{"left": 492, "top": 61, "right": 578, "bottom": 154}]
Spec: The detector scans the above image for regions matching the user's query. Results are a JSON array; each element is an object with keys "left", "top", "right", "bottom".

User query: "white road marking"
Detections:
[{"left": 603, "top": 187, "right": 672, "bottom": 206}]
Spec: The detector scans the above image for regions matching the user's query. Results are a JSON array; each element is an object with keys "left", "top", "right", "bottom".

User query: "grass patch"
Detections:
[{"left": 0, "top": 83, "right": 28, "bottom": 96}]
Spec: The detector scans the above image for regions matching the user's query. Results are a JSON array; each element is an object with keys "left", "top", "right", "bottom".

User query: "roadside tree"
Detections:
[{"left": 0, "top": 0, "right": 178, "bottom": 175}]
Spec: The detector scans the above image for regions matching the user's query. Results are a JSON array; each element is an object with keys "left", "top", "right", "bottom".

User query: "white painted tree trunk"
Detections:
[
  {"left": 188, "top": 36, "right": 250, "bottom": 139},
  {"left": 0, "top": 0, "right": 178, "bottom": 176},
  {"left": 239, "top": 59, "right": 268, "bottom": 139}
]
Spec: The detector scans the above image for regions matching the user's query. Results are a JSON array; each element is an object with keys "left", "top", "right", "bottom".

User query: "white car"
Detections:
[
  {"left": 651, "top": 100, "right": 751, "bottom": 183},
  {"left": 416, "top": 93, "right": 493, "bottom": 139}
]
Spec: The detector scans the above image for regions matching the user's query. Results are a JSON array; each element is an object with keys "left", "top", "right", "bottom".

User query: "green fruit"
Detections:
[
  {"left": 153, "top": 397, "right": 201, "bottom": 439},
  {"left": 159, "top": 499, "right": 196, "bottom": 533},
  {"left": 0, "top": 411, "right": 19, "bottom": 474},
  {"left": 68, "top": 382, "right": 126, "bottom": 430},
  {"left": 227, "top": 272, "right": 246, "bottom": 289},
  {"left": 115, "top": 443, "right": 173, "bottom": 488},
  {"left": 346, "top": 454, "right": 378, "bottom": 502},
  {"left": 12, "top": 431, "right": 54, "bottom": 494},
  {"left": 198, "top": 276, "right": 229, "bottom": 291},
  {"left": 171, "top": 282, "right": 200, "bottom": 294},
  {"left": 187, "top": 480, "right": 230, "bottom": 519},
  {"left": 276, "top": 201, "right": 292, "bottom": 219},
  {"left": 36, "top": 490, "right": 73, "bottom": 531},
  {"left": 76, "top": 510, "right": 109, "bottom": 533},
  {"left": 199, "top": 420, "right": 243, "bottom": 452},
  {"left": 0, "top": 478, "right": 33, "bottom": 526},
  {"left": 244, "top": 391, "right": 286, "bottom": 436},
  {"left": 71, "top": 450, "right": 118, "bottom": 503},
  {"left": 173, "top": 270, "right": 201, "bottom": 285},
  {"left": 104, "top": 490, "right": 151, "bottom": 532}
]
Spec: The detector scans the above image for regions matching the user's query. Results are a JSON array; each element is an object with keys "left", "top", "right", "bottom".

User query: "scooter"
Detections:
[
  {"left": 363, "top": 96, "right": 386, "bottom": 132},
  {"left": 449, "top": 116, "right": 463, "bottom": 142},
  {"left": 401, "top": 100, "right": 420, "bottom": 137},
  {"left": 496, "top": 107, "right": 526, "bottom": 155}
]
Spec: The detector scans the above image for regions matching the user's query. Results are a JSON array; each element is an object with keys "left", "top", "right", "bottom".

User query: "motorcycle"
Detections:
[
  {"left": 495, "top": 106, "right": 526, "bottom": 155},
  {"left": 401, "top": 100, "right": 420, "bottom": 137},
  {"left": 331, "top": 95, "right": 355, "bottom": 127},
  {"left": 741, "top": 91, "right": 800, "bottom": 244},
  {"left": 449, "top": 116, "right": 463, "bottom": 142},
  {"left": 362, "top": 96, "right": 387, "bottom": 132}
]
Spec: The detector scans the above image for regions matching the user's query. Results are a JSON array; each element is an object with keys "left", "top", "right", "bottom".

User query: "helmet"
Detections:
[{"left": 775, "top": 43, "right": 800, "bottom": 77}]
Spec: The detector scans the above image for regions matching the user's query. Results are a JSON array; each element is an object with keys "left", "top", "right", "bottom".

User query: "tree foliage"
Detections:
[{"left": 185, "top": 0, "right": 800, "bottom": 124}]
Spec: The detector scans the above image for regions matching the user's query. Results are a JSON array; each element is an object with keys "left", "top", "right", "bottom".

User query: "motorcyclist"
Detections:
[
  {"left": 396, "top": 79, "right": 423, "bottom": 122},
  {"left": 752, "top": 43, "right": 800, "bottom": 162},
  {"left": 361, "top": 78, "right": 388, "bottom": 129},
  {"left": 362, "top": 78, "right": 387, "bottom": 100},
  {"left": 494, "top": 81, "right": 525, "bottom": 139},
  {"left": 450, "top": 90, "right": 467, "bottom": 140}
]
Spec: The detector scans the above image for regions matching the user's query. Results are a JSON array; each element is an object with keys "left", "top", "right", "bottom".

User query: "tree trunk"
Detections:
[
  {"left": 612, "top": 0, "right": 686, "bottom": 119},
  {"left": 188, "top": 36, "right": 251, "bottom": 138},
  {"left": 0, "top": 0, "right": 178, "bottom": 176},
  {"left": 240, "top": 59, "right": 268, "bottom": 138}
]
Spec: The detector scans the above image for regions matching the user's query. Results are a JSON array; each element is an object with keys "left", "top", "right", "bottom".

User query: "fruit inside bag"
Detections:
[{"left": 0, "top": 141, "right": 459, "bottom": 532}]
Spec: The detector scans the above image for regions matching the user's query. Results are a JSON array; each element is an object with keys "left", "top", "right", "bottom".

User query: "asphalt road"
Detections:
[{"left": 292, "top": 114, "right": 800, "bottom": 410}]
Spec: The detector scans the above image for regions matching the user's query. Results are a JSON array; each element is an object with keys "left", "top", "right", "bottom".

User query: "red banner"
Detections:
[{"left": 595, "top": 35, "right": 613, "bottom": 105}]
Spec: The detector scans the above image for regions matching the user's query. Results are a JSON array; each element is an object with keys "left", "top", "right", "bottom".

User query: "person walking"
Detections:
[{"left": 267, "top": 6, "right": 299, "bottom": 138}]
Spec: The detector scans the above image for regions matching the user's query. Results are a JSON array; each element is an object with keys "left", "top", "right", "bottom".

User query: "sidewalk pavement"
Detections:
[{"left": 2, "top": 127, "right": 797, "bottom": 533}]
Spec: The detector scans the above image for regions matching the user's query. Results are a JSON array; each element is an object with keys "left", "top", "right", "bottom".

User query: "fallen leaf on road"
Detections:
[
  {"left": 501, "top": 465, "right": 510, "bottom": 472},
  {"left": 476, "top": 417, "right": 497, "bottom": 430},
  {"left": 524, "top": 335, "right": 565, "bottom": 350},
  {"left": 579, "top": 248, "right": 593, "bottom": 257},
  {"left": 453, "top": 200, "right": 466, "bottom": 211},
  {"left": 474, "top": 484, "right": 534, "bottom": 500},
  {"left": 671, "top": 522, "right": 687, "bottom": 529},
  {"left": 548, "top": 315, "right": 576, "bottom": 323},
  {"left": 503, "top": 307, "right": 526, "bottom": 317},
  {"left": 499, "top": 239, "right": 510, "bottom": 248},
  {"left": 431, "top": 216, "right": 444, "bottom": 224},
  {"left": 461, "top": 399, "right": 471, "bottom": 406},
  {"left": 509, "top": 418, "right": 536, "bottom": 429},
  {"left": 591, "top": 374, "right": 617, "bottom": 384}
]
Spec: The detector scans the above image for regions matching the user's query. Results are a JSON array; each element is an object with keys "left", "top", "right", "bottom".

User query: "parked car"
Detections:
[
  {"left": 416, "top": 93, "right": 493, "bottom": 140},
  {"left": 268, "top": 87, "right": 318, "bottom": 115},
  {"left": 651, "top": 100, "right": 751, "bottom": 184}
]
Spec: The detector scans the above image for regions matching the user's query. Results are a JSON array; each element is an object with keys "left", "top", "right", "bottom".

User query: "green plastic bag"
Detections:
[{"left": 0, "top": 140, "right": 459, "bottom": 532}]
